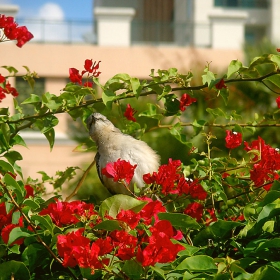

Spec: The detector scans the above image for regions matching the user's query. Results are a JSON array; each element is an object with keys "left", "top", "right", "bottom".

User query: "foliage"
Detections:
[{"left": 1, "top": 15, "right": 280, "bottom": 280}]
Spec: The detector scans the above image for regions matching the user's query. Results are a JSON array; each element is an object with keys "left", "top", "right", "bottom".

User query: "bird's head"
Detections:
[{"left": 87, "top": 113, "right": 120, "bottom": 142}]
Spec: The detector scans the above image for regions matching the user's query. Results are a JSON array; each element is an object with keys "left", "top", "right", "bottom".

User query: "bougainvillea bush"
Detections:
[{"left": 1, "top": 15, "right": 280, "bottom": 280}]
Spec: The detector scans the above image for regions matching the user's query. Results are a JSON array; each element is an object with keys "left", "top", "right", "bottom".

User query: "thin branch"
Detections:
[{"left": 65, "top": 158, "right": 96, "bottom": 202}]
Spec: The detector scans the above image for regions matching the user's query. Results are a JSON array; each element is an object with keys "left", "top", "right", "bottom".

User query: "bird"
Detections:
[{"left": 87, "top": 113, "right": 160, "bottom": 195}]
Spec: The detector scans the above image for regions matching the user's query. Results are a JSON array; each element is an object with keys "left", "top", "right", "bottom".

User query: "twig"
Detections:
[{"left": 65, "top": 158, "right": 96, "bottom": 202}]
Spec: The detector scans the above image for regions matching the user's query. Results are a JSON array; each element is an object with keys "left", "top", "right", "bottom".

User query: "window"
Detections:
[{"left": 214, "top": 0, "right": 268, "bottom": 8}]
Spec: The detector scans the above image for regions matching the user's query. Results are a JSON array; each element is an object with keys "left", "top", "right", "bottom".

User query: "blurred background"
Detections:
[{"left": 0, "top": 0, "right": 279, "bottom": 200}]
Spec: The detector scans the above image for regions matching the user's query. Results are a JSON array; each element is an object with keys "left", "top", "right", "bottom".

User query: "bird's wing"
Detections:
[{"left": 95, "top": 152, "right": 104, "bottom": 185}]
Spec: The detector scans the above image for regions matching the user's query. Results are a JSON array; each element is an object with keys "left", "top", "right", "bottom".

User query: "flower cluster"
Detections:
[
  {"left": 244, "top": 136, "right": 280, "bottom": 189},
  {"left": 69, "top": 59, "right": 101, "bottom": 86},
  {"left": 55, "top": 198, "right": 184, "bottom": 274},
  {"left": 143, "top": 158, "right": 207, "bottom": 199},
  {"left": 0, "top": 73, "right": 19, "bottom": 102},
  {"left": 225, "top": 130, "right": 242, "bottom": 149},
  {"left": 0, "top": 14, "right": 33, "bottom": 47},
  {"left": 179, "top": 93, "right": 197, "bottom": 111},
  {"left": 101, "top": 158, "right": 137, "bottom": 185}
]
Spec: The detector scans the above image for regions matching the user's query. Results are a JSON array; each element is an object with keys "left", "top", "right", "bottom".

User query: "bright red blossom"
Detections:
[
  {"left": 69, "top": 68, "right": 82, "bottom": 84},
  {"left": 102, "top": 158, "right": 137, "bottom": 185},
  {"left": 116, "top": 209, "right": 140, "bottom": 229},
  {"left": 276, "top": 96, "right": 280, "bottom": 109},
  {"left": 124, "top": 104, "right": 137, "bottom": 122},
  {"left": 244, "top": 136, "right": 280, "bottom": 187},
  {"left": 0, "top": 15, "right": 33, "bottom": 47},
  {"left": 225, "top": 130, "right": 242, "bottom": 149},
  {"left": 39, "top": 200, "right": 96, "bottom": 227},
  {"left": 184, "top": 202, "right": 204, "bottom": 222},
  {"left": 179, "top": 93, "right": 197, "bottom": 111}
]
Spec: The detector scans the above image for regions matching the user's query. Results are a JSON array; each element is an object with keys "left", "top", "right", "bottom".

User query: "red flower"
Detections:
[
  {"left": 110, "top": 230, "right": 138, "bottom": 260},
  {"left": 82, "top": 59, "right": 101, "bottom": 77},
  {"left": 0, "top": 15, "right": 33, "bottom": 47},
  {"left": 83, "top": 81, "right": 93, "bottom": 87},
  {"left": 3, "top": 81, "right": 19, "bottom": 97},
  {"left": 179, "top": 93, "right": 197, "bottom": 112},
  {"left": 116, "top": 209, "right": 140, "bottom": 229},
  {"left": 184, "top": 202, "right": 204, "bottom": 222},
  {"left": 1, "top": 223, "right": 24, "bottom": 246},
  {"left": 138, "top": 197, "right": 166, "bottom": 225},
  {"left": 0, "top": 202, "right": 13, "bottom": 230},
  {"left": 0, "top": 74, "right": 5, "bottom": 83},
  {"left": 244, "top": 137, "right": 280, "bottom": 187},
  {"left": 69, "top": 68, "right": 82, "bottom": 84},
  {"left": 215, "top": 78, "right": 227, "bottom": 90},
  {"left": 57, "top": 229, "right": 90, "bottom": 267},
  {"left": 101, "top": 158, "right": 137, "bottom": 185},
  {"left": 277, "top": 48, "right": 280, "bottom": 52},
  {"left": 39, "top": 200, "right": 95, "bottom": 227},
  {"left": 137, "top": 221, "right": 184, "bottom": 266},
  {"left": 24, "top": 185, "right": 34, "bottom": 198},
  {"left": 124, "top": 104, "right": 137, "bottom": 122},
  {"left": 276, "top": 96, "right": 280, "bottom": 109},
  {"left": 0, "top": 88, "right": 6, "bottom": 101},
  {"left": 225, "top": 130, "right": 242, "bottom": 149},
  {"left": 189, "top": 180, "right": 207, "bottom": 200}
]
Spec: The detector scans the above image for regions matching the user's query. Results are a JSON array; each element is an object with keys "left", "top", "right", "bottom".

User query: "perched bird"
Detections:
[{"left": 87, "top": 113, "right": 160, "bottom": 195}]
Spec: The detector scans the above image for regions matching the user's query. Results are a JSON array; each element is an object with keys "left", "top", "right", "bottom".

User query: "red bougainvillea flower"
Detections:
[
  {"left": 57, "top": 228, "right": 90, "bottom": 267},
  {"left": 1, "top": 223, "right": 25, "bottom": 246},
  {"left": 69, "top": 68, "right": 82, "bottom": 84},
  {"left": 184, "top": 202, "right": 204, "bottom": 222},
  {"left": 101, "top": 158, "right": 137, "bottom": 185},
  {"left": 110, "top": 230, "right": 138, "bottom": 260},
  {"left": 39, "top": 200, "right": 95, "bottom": 227},
  {"left": 137, "top": 221, "right": 185, "bottom": 266},
  {"left": 189, "top": 179, "right": 208, "bottom": 200},
  {"left": 24, "top": 185, "right": 34, "bottom": 198},
  {"left": 276, "top": 96, "right": 280, "bottom": 109},
  {"left": 116, "top": 209, "right": 140, "bottom": 229},
  {"left": 124, "top": 104, "right": 137, "bottom": 122},
  {"left": 0, "top": 15, "right": 33, "bottom": 47},
  {"left": 150, "top": 220, "right": 183, "bottom": 241},
  {"left": 3, "top": 81, "right": 19, "bottom": 97},
  {"left": 82, "top": 59, "right": 101, "bottom": 77},
  {"left": 225, "top": 130, "right": 242, "bottom": 149},
  {"left": 215, "top": 78, "right": 227, "bottom": 90},
  {"left": 244, "top": 136, "right": 280, "bottom": 187},
  {"left": 0, "top": 202, "right": 13, "bottom": 230},
  {"left": 0, "top": 74, "right": 5, "bottom": 83},
  {"left": 179, "top": 93, "right": 197, "bottom": 112},
  {"left": 138, "top": 197, "right": 166, "bottom": 225},
  {"left": 83, "top": 81, "right": 93, "bottom": 87},
  {"left": 143, "top": 158, "right": 182, "bottom": 194}
]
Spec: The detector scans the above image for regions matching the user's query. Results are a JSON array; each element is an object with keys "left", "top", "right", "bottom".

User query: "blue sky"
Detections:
[{"left": 1, "top": 0, "right": 93, "bottom": 20}]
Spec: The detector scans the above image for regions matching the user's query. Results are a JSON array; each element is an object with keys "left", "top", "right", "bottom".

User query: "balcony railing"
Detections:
[{"left": 16, "top": 18, "right": 96, "bottom": 44}]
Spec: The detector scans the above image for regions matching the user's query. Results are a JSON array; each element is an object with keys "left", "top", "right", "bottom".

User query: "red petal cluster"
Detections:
[
  {"left": 124, "top": 104, "right": 137, "bottom": 122},
  {"left": 0, "top": 15, "right": 33, "bottom": 47},
  {"left": 215, "top": 78, "right": 227, "bottom": 90},
  {"left": 69, "top": 59, "right": 101, "bottom": 86},
  {"left": 184, "top": 202, "right": 204, "bottom": 222},
  {"left": 0, "top": 202, "right": 12, "bottom": 231},
  {"left": 276, "top": 96, "right": 280, "bottom": 109},
  {"left": 179, "top": 93, "right": 197, "bottom": 111},
  {"left": 244, "top": 136, "right": 280, "bottom": 188},
  {"left": 39, "top": 200, "right": 98, "bottom": 227},
  {"left": 0, "top": 75, "right": 19, "bottom": 102},
  {"left": 225, "top": 130, "right": 242, "bottom": 149},
  {"left": 143, "top": 159, "right": 207, "bottom": 199},
  {"left": 101, "top": 158, "right": 137, "bottom": 185}
]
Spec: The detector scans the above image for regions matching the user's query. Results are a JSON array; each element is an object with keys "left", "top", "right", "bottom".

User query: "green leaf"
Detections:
[
  {"left": 31, "top": 214, "right": 54, "bottom": 233},
  {"left": 130, "top": 77, "right": 141, "bottom": 98},
  {"left": 102, "top": 89, "right": 116, "bottom": 109},
  {"left": 227, "top": 60, "right": 243, "bottom": 78},
  {"left": 12, "top": 134, "right": 27, "bottom": 148},
  {"left": 4, "top": 150, "right": 23, "bottom": 165},
  {"left": 206, "top": 107, "right": 228, "bottom": 119},
  {"left": 44, "top": 128, "right": 55, "bottom": 150},
  {"left": 202, "top": 69, "right": 216, "bottom": 88},
  {"left": 0, "top": 260, "right": 30, "bottom": 280},
  {"left": 93, "top": 220, "right": 121, "bottom": 231},
  {"left": 122, "top": 259, "right": 144, "bottom": 279},
  {"left": 3, "top": 173, "right": 24, "bottom": 202},
  {"left": 192, "top": 119, "right": 207, "bottom": 136},
  {"left": 1, "top": 65, "right": 18, "bottom": 75},
  {"left": 176, "top": 255, "right": 217, "bottom": 272},
  {"left": 210, "top": 220, "right": 243, "bottom": 238},
  {"left": 158, "top": 212, "right": 201, "bottom": 231},
  {"left": 139, "top": 103, "right": 163, "bottom": 120},
  {"left": 99, "top": 194, "right": 147, "bottom": 218},
  {"left": 219, "top": 87, "right": 229, "bottom": 105},
  {"left": 21, "top": 94, "right": 41, "bottom": 104},
  {"left": 23, "top": 198, "right": 40, "bottom": 210},
  {"left": 264, "top": 74, "right": 280, "bottom": 88},
  {"left": 8, "top": 227, "right": 31, "bottom": 245},
  {"left": 0, "top": 160, "right": 14, "bottom": 174},
  {"left": 170, "top": 123, "right": 193, "bottom": 147},
  {"left": 249, "top": 265, "right": 280, "bottom": 280}
]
